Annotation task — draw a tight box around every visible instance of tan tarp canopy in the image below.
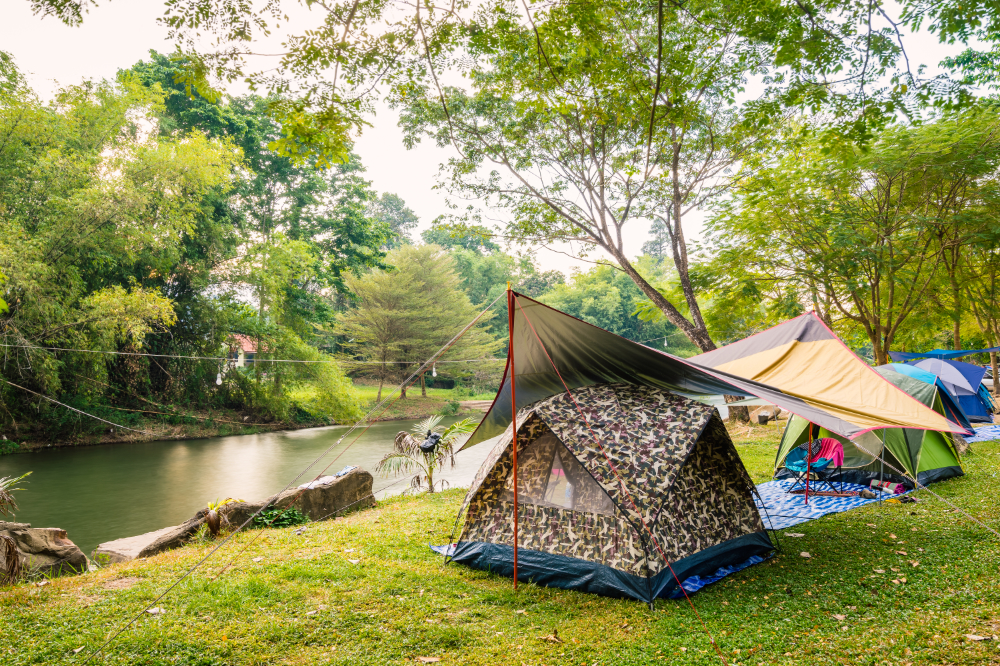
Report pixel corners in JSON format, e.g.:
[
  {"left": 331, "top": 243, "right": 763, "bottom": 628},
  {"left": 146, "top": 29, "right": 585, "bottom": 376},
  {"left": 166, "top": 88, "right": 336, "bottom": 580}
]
[
  {"left": 689, "top": 313, "right": 965, "bottom": 439},
  {"left": 464, "top": 295, "right": 966, "bottom": 449}
]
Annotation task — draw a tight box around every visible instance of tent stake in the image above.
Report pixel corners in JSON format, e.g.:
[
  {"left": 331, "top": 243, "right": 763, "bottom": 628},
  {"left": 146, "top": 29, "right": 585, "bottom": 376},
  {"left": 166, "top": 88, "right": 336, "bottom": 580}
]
[{"left": 508, "top": 284, "right": 518, "bottom": 590}]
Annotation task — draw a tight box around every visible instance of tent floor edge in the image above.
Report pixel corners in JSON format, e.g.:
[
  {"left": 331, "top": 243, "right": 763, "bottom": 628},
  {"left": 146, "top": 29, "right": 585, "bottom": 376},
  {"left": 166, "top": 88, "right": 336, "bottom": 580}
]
[
  {"left": 450, "top": 532, "right": 774, "bottom": 604},
  {"left": 775, "top": 465, "right": 964, "bottom": 490}
]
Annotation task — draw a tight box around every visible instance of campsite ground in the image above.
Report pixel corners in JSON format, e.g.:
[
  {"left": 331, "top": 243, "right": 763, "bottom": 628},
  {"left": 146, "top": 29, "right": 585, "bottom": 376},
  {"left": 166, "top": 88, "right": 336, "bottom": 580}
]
[{"left": 2, "top": 423, "right": 998, "bottom": 665}]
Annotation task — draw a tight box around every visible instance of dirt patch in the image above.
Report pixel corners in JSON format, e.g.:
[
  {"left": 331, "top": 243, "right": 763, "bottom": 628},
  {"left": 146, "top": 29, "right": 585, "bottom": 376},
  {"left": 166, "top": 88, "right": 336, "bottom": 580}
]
[{"left": 101, "top": 576, "right": 140, "bottom": 590}]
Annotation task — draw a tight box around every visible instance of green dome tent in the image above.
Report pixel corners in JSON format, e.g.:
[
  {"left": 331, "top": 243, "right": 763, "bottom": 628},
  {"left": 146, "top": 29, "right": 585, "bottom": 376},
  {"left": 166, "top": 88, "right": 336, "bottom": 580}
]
[{"left": 775, "top": 365, "right": 965, "bottom": 488}]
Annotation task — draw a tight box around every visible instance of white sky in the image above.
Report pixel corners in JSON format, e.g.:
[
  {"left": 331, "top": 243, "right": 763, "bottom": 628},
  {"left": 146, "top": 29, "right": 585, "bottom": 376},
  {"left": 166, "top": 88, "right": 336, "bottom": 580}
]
[{"left": 0, "top": 0, "right": 975, "bottom": 276}]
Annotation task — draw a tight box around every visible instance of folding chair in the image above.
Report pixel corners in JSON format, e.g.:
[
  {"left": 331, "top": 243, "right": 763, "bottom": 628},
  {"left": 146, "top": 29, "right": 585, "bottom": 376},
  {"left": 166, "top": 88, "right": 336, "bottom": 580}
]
[{"left": 784, "top": 440, "right": 843, "bottom": 494}]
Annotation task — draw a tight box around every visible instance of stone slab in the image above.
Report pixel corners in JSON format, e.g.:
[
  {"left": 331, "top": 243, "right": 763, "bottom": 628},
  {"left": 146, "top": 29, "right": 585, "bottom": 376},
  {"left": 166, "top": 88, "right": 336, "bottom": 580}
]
[
  {"left": 92, "top": 467, "right": 376, "bottom": 564},
  {"left": 91, "top": 525, "right": 180, "bottom": 565}
]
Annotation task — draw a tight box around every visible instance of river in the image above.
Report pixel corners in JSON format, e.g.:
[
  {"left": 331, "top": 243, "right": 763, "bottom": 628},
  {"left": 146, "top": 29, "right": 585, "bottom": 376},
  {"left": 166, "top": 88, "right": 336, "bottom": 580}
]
[{"left": 0, "top": 416, "right": 493, "bottom": 557}]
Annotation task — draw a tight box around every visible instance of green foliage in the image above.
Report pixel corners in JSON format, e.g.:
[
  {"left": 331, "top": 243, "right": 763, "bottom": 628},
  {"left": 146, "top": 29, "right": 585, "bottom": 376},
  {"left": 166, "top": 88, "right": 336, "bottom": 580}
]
[
  {"left": 438, "top": 400, "right": 460, "bottom": 417},
  {"left": 706, "top": 109, "right": 1000, "bottom": 363},
  {"left": 542, "top": 260, "right": 698, "bottom": 356},
  {"left": 373, "top": 193, "right": 419, "bottom": 249},
  {"left": 0, "top": 472, "right": 30, "bottom": 518},
  {"left": 252, "top": 506, "right": 309, "bottom": 530}
]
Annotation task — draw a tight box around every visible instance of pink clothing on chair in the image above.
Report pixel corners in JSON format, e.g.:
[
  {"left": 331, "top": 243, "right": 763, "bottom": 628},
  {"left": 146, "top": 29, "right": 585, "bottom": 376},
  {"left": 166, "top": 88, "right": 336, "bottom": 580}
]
[{"left": 810, "top": 437, "right": 844, "bottom": 466}]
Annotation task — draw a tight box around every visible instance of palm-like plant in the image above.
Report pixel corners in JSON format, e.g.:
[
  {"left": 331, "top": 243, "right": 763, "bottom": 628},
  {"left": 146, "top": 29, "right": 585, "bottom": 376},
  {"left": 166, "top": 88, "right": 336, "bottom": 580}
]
[
  {"left": 204, "top": 497, "right": 243, "bottom": 537},
  {"left": 0, "top": 472, "right": 30, "bottom": 585},
  {"left": 377, "top": 416, "right": 477, "bottom": 493},
  {"left": 0, "top": 472, "right": 31, "bottom": 519}
]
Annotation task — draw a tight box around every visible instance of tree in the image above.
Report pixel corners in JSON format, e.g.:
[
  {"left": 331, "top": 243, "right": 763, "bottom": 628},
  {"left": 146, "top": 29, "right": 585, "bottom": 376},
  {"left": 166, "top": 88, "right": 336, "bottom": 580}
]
[
  {"left": 372, "top": 193, "right": 419, "bottom": 248},
  {"left": 399, "top": 1, "right": 771, "bottom": 353},
  {"left": 421, "top": 223, "right": 499, "bottom": 254},
  {"left": 0, "top": 75, "right": 239, "bottom": 428},
  {"left": 707, "top": 111, "right": 1000, "bottom": 365},
  {"left": 336, "top": 244, "right": 501, "bottom": 400}
]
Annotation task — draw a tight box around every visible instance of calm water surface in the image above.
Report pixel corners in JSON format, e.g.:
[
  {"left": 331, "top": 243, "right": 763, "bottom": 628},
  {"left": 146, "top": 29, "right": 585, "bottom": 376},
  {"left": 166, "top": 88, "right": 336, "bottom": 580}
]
[{"left": 0, "top": 417, "right": 491, "bottom": 556}]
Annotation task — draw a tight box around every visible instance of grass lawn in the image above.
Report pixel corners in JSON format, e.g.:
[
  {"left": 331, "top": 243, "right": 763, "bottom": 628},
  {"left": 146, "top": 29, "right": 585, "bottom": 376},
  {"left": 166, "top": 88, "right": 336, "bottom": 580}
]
[
  {"left": 3, "top": 423, "right": 1000, "bottom": 665},
  {"left": 350, "top": 384, "right": 497, "bottom": 421}
]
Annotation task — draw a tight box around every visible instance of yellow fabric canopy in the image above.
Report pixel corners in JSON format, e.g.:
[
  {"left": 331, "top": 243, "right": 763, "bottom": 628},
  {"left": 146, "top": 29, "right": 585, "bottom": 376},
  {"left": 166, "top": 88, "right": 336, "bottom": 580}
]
[{"left": 691, "top": 314, "right": 964, "bottom": 438}]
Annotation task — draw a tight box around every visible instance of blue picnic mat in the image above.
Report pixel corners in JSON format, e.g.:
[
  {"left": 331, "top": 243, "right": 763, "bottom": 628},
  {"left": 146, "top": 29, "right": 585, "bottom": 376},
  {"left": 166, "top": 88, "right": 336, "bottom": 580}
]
[
  {"left": 755, "top": 479, "right": 901, "bottom": 530},
  {"left": 963, "top": 424, "right": 1000, "bottom": 443}
]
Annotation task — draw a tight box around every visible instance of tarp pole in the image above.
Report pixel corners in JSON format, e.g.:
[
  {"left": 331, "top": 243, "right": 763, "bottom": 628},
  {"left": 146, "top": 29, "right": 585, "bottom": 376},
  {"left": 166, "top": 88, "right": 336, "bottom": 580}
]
[
  {"left": 878, "top": 429, "right": 884, "bottom": 507},
  {"left": 508, "top": 285, "right": 518, "bottom": 590},
  {"left": 805, "top": 423, "right": 811, "bottom": 505}
]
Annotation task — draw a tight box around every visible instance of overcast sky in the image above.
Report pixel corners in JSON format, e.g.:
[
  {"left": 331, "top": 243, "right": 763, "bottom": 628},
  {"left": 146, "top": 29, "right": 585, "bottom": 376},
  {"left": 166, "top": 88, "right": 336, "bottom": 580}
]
[{"left": 0, "top": 1, "right": 973, "bottom": 277}]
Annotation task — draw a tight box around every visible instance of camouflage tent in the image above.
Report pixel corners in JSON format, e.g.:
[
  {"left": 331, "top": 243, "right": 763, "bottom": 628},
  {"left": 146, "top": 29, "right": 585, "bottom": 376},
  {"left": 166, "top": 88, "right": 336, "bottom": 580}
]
[{"left": 449, "top": 383, "right": 773, "bottom": 603}]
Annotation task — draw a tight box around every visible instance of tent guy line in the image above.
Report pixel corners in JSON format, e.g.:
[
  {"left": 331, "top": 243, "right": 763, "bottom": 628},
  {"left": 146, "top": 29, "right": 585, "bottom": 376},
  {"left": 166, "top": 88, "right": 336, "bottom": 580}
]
[{"left": 80, "top": 290, "right": 507, "bottom": 664}]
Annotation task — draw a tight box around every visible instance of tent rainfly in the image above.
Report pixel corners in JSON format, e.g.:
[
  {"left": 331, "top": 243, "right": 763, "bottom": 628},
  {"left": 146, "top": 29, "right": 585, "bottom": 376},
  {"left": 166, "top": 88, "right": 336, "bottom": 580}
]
[
  {"left": 450, "top": 294, "right": 969, "bottom": 601},
  {"left": 687, "top": 312, "right": 968, "bottom": 440},
  {"left": 906, "top": 358, "right": 995, "bottom": 424}
]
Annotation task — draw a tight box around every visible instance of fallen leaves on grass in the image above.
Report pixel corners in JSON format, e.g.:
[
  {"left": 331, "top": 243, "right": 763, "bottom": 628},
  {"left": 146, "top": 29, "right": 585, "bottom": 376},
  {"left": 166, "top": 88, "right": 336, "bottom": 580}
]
[
  {"left": 537, "top": 628, "right": 562, "bottom": 644},
  {"left": 146, "top": 607, "right": 166, "bottom": 615},
  {"left": 833, "top": 614, "right": 846, "bottom": 621},
  {"left": 785, "top": 533, "right": 805, "bottom": 537},
  {"left": 800, "top": 552, "right": 811, "bottom": 558},
  {"left": 416, "top": 658, "right": 442, "bottom": 663}
]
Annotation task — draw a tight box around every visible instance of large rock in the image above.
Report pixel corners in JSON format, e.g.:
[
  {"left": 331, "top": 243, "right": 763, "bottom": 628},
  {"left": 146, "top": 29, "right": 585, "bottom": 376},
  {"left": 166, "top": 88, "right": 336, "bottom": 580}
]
[
  {"left": 91, "top": 466, "right": 376, "bottom": 563},
  {"left": 223, "top": 466, "right": 376, "bottom": 525},
  {"left": 0, "top": 521, "right": 88, "bottom": 578}
]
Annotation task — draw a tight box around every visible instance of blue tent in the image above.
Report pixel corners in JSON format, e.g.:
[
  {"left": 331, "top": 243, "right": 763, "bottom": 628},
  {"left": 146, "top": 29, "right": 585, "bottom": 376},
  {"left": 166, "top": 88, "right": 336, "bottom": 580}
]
[
  {"left": 906, "top": 358, "right": 995, "bottom": 424},
  {"left": 881, "top": 364, "right": 975, "bottom": 432},
  {"left": 889, "top": 346, "right": 1000, "bottom": 361}
]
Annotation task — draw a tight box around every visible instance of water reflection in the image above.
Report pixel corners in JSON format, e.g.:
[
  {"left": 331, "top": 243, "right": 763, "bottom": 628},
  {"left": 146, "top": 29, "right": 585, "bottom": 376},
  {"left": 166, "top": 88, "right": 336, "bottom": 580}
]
[{"left": 0, "top": 417, "right": 490, "bottom": 556}]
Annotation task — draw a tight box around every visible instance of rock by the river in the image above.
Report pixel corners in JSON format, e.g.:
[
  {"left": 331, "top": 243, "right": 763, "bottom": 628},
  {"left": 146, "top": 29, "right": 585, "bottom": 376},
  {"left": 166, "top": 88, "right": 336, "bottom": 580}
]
[
  {"left": 0, "top": 521, "right": 88, "bottom": 577},
  {"left": 91, "top": 466, "right": 376, "bottom": 564}
]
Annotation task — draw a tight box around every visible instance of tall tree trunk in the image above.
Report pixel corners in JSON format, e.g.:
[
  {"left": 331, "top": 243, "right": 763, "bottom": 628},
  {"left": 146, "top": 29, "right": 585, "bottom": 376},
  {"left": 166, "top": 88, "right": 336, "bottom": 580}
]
[
  {"left": 992, "top": 351, "right": 1000, "bottom": 401},
  {"left": 611, "top": 250, "right": 716, "bottom": 352},
  {"left": 377, "top": 376, "right": 383, "bottom": 403},
  {"left": 421, "top": 373, "right": 427, "bottom": 397}
]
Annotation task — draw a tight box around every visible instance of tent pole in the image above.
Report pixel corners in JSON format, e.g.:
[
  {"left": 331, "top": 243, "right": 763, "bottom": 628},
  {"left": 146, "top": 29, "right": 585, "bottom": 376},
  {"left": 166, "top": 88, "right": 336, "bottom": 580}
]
[{"left": 508, "top": 284, "right": 518, "bottom": 590}]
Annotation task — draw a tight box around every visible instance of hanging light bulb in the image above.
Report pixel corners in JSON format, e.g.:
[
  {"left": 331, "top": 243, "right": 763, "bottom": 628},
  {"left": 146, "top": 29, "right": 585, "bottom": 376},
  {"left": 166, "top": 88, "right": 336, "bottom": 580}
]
[
  {"left": 216, "top": 372, "right": 223, "bottom": 386},
  {"left": 432, "top": 363, "right": 437, "bottom": 377}
]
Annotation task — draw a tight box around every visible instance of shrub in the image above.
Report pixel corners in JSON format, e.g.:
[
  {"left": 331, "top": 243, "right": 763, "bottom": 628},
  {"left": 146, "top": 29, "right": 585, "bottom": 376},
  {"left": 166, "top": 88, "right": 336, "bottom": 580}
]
[{"left": 252, "top": 506, "right": 309, "bottom": 529}]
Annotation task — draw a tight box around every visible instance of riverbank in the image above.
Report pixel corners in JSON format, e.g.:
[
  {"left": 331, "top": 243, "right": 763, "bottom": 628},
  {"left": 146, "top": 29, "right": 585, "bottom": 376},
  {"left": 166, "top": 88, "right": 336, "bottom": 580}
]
[
  {"left": 0, "top": 383, "right": 494, "bottom": 453},
  {"left": 2, "top": 430, "right": 998, "bottom": 665}
]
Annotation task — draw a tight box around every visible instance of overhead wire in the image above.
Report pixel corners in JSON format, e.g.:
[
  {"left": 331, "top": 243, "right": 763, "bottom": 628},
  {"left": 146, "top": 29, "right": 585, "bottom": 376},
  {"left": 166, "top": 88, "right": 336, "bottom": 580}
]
[
  {"left": 0, "top": 378, "right": 154, "bottom": 435},
  {"left": 80, "top": 290, "right": 506, "bottom": 663},
  {"left": 0, "top": 342, "right": 503, "bottom": 365}
]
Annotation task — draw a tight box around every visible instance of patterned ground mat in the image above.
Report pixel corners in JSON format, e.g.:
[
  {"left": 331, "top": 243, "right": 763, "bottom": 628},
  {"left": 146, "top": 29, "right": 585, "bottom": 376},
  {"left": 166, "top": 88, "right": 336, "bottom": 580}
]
[
  {"left": 963, "top": 424, "right": 1000, "bottom": 443},
  {"left": 755, "top": 479, "right": 903, "bottom": 530}
]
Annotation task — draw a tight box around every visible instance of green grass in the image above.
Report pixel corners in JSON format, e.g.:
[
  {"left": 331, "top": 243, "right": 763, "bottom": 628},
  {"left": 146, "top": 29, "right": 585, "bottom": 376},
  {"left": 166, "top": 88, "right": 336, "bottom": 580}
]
[{"left": 3, "top": 427, "right": 1000, "bottom": 665}]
